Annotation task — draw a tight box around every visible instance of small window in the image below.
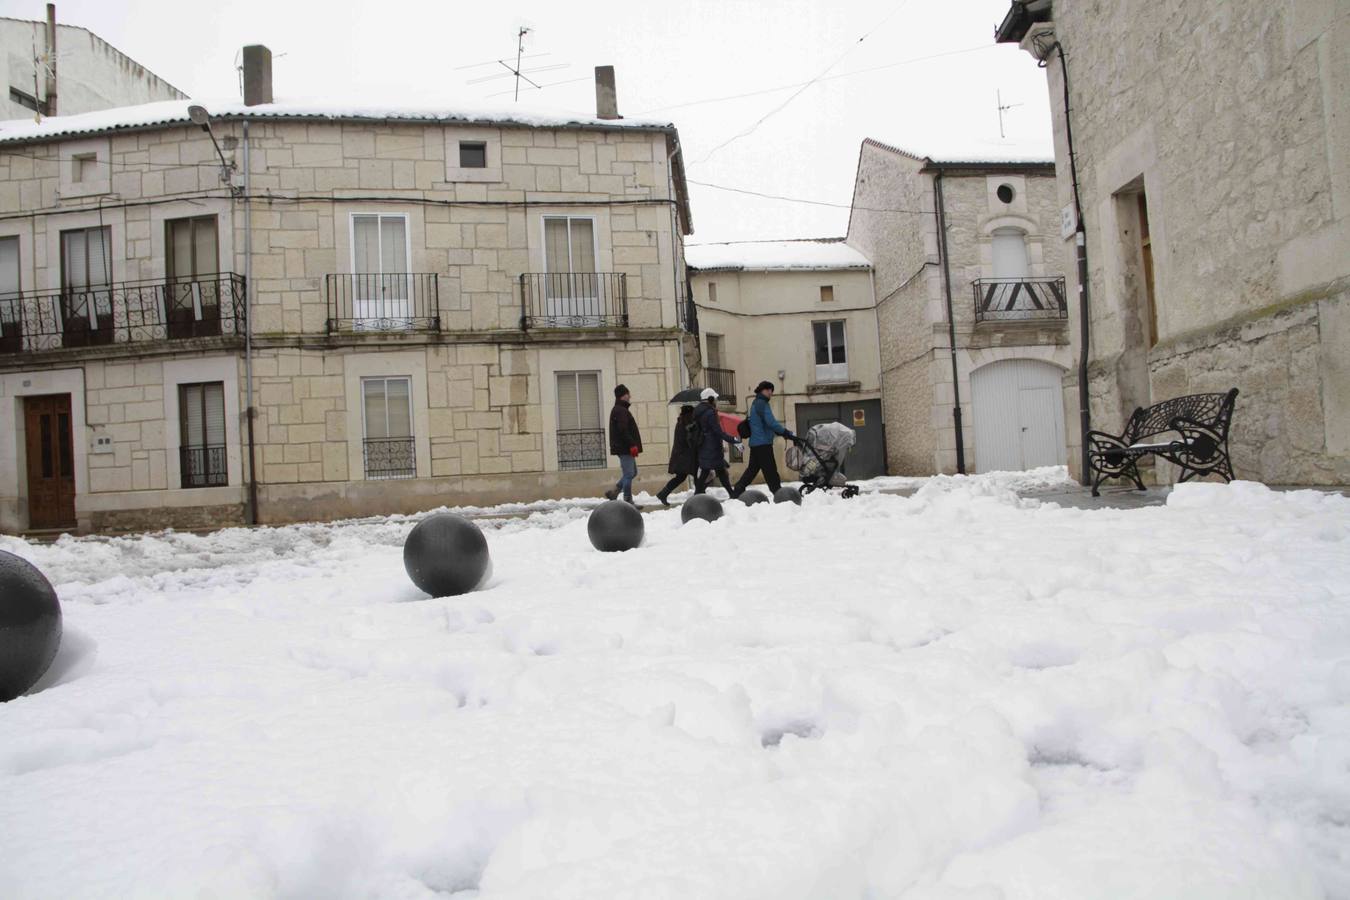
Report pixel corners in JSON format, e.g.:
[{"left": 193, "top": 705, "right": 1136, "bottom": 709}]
[
  {"left": 9, "top": 87, "right": 40, "bottom": 112},
  {"left": 362, "top": 376, "right": 416, "bottom": 480},
  {"left": 459, "top": 141, "right": 487, "bottom": 169},
  {"left": 72, "top": 153, "right": 97, "bottom": 184},
  {"left": 708, "top": 282, "right": 718, "bottom": 303},
  {"left": 179, "top": 382, "right": 228, "bottom": 488},
  {"left": 820, "top": 285, "right": 834, "bottom": 302},
  {"left": 996, "top": 183, "right": 1015, "bottom": 204},
  {"left": 706, "top": 333, "right": 724, "bottom": 369}
]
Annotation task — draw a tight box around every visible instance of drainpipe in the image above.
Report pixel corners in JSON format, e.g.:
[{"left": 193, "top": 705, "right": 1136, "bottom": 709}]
[
  {"left": 43, "top": 4, "right": 57, "bottom": 116},
  {"left": 242, "top": 120, "right": 259, "bottom": 525},
  {"left": 867, "top": 265, "right": 888, "bottom": 474},
  {"left": 934, "top": 170, "right": 966, "bottom": 474}
]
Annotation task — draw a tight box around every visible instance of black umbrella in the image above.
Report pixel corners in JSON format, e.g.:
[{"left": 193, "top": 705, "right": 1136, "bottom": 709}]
[{"left": 668, "top": 387, "right": 709, "bottom": 405}]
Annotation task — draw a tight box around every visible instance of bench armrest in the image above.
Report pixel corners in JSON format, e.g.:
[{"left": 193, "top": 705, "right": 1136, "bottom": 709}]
[{"left": 1085, "top": 430, "right": 1129, "bottom": 453}]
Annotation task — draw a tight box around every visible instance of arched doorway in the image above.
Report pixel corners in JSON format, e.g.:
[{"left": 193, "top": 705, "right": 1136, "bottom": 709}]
[{"left": 971, "top": 358, "right": 1067, "bottom": 472}]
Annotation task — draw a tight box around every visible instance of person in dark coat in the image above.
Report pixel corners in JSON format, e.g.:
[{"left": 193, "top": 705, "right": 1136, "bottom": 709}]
[
  {"left": 731, "top": 380, "right": 796, "bottom": 498},
  {"left": 655, "top": 405, "right": 698, "bottom": 507},
  {"left": 605, "top": 384, "right": 642, "bottom": 504},
  {"left": 693, "top": 388, "right": 740, "bottom": 495}
]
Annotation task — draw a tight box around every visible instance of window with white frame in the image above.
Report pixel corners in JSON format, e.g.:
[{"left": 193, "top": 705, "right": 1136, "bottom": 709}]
[
  {"left": 0, "top": 236, "right": 20, "bottom": 352},
  {"left": 542, "top": 216, "right": 603, "bottom": 324},
  {"left": 179, "top": 382, "right": 228, "bottom": 488},
  {"left": 362, "top": 376, "right": 415, "bottom": 479},
  {"left": 991, "top": 227, "right": 1030, "bottom": 279},
  {"left": 555, "top": 370, "right": 605, "bottom": 470},
  {"left": 813, "top": 320, "right": 848, "bottom": 383},
  {"left": 350, "top": 214, "right": 411, "bottom": 329},
  {"left": 59, "top": 225, "right": 113, "bottom": 346}
]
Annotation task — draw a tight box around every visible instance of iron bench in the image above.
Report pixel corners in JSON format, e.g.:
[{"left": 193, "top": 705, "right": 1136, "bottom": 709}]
[{"left": 1085, "top": 388, "right": 1238, "bottom": 497}]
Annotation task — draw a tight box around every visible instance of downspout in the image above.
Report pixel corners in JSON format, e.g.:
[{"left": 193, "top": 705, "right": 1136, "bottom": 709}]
[
  {"left": 868, "top": 265, "right": 888, "bottom": 474},
  {"left": 934, "top": 170, "right": 966, "bottom": 474},
  {"left": 43, "top": 4, "right": 57, "bottom": 117},
  {"left": 242, "top": 120, "right": 259, "bottom": 525}
]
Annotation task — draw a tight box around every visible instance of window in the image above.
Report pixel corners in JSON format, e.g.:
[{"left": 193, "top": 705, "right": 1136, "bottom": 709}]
[
  {"left": 544, "top": 216, "right": 596, "bottom": 274},
  {"left": 813, "top": 320, "right": 847, "bottom": 383},
  {"left": 459, "top": 141, "right": 487, "bottom": 168},
  {"left": 555, "top": 371, "right": 605, "bottom": 470},
  {"left": 0, "top": 235, "right": 19, "bottom": 353},
  {"left": 706, "top": 333, "right": 725, "bottom": 369},
  {"left": 350, "top": 213, "right": 411, "bottom": 328},
  {"left": 708, "top": 282, "right": 718, "bottom": 303},
  {"left": 166, "top": 216, "right": 221, "bottom": 338},
  {"left": 72, "top": 153, "right": 97, "bottom": 184},
  {"left": 820, "top": 285, "right": 834, "bottom": 302},
  {"left": 1138, "top": 192, "right": 1158, "bottom": 347},
  {"left": 60, "top": 225, "right": 113, "bottom": 346},
  {"left": 179, "top": 382, "right": 227, "bottom": 488},
  {"left": 9, "top": 87, "right": 40, "bottom": 113},
  {"left": 996, "top": 183, "right": 1016, "bottom": 204},
  {"left": 991, "top": 227, "right": 1030, "bottom": 279},
  {"left": 362, "top": 376, "right": 415, "bottom": 479},
  {"left": 542, "top": 216, "right": 603, "bottom": 324}
]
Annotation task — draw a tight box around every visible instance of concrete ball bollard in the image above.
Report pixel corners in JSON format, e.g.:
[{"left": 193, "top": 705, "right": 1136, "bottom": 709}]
[
  {"left": 773, "top": 486, "right": 803, "bottom": 505},
  {"left": 738, "top": 490, "right": 770, "bottom": 506},
  {"left": 403, "top": 513, "right": 492, "bottom": 597},
  {"left": 0, "top": 550, "right": 63, "bottom": 702},
  {"left": 587, "top": 500, "right": 645, "bottom": 552},
  {"left": 680, "top": 494, "right": 724, "bottom": 524}
]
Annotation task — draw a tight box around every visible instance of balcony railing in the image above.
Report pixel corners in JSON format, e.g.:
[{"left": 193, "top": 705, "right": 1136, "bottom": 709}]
[
  {"left": 181, "top": 445, "right": 228, "bottom": 488},
  {"left": 363, "top": 437, "right": 417, "bottom": 480},
  {"left": 0, "top": 274, "right": 246, "bottom": 355},
  {"left": 520, "top": 273, "right": 627, "bottom": 329},
  {"left": 557, "top": 429, "right": 607, "bottom": 470},
  {"left": 705, "top": 367, "right": 735, "bottom": 404},
  {"left": 326, "top": 274, "right": 440, "bottom": 333},
  {"left": 972, "top": 277, "right": 1067, "bottom": 322}
]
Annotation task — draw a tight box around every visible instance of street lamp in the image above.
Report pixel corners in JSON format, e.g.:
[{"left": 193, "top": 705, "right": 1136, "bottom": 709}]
[{"left": 187, "top": 104, "right": 234, "bottom": 186}]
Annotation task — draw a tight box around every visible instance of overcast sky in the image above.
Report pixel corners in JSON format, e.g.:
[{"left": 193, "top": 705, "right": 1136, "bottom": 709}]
[{"left": 3, "top": 0, "right": 1052, "bottom": 243}]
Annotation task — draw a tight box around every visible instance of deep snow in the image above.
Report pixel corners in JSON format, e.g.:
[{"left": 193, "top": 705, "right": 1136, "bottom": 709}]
[{"left": 1, "top": 474, "right": 1348, "bottom": 899}]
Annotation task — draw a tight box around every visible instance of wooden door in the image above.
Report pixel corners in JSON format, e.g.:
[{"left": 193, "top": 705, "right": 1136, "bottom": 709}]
[{"left": 24, "top": 394, "right": 76, "bottom": 529}]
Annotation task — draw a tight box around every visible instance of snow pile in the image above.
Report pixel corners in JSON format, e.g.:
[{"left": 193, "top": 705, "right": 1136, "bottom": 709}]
[
  {"left": 867, "top": 134, "right": 1055, "bottom": 165},
  {"left": 685, "top": 239, "right": 871, "bottom": 272},
  {"left": 2, "top": 478, "right": 1348, "bottom": 897}
]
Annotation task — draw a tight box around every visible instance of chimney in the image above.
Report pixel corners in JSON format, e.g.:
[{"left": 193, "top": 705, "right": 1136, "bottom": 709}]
[
  {"left": 44, "top": 4, "right": 57, "bottom": 116},
  {"left": 242, "top": 45, "right": 273, "bottom": 106},
  {"left": 594, "top": 65, "right": 619, "bottom": 120}
]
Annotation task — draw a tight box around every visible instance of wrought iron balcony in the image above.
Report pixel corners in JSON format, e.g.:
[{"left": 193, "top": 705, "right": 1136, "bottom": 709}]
[
  {"left": 705, "top": 367, "right": 735, "bottom": 404},
  {"left": 326, "top": 274, "right": 440, "bottom": 333},
  {"left": 0, "top": 274, "right": 246, "bottom": 355},
  {"left": 181, "top": 445, "right": 228, "bottom": 488},
  {"left": 520, "top": 273, "right": 627, "bottom": 329},
  {"left": 557, "top": 428, "right": 607, "bottom": 470},
  {"left": 972, "top": 277, "right": 1067, "bottom": 323},
  {"left": 363, "top": 437, "right": 417, "bottom": 480}
]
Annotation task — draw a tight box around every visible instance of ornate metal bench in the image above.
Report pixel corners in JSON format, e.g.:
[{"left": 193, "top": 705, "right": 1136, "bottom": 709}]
[{"left": 1085, "top": 388, "right": 1238, "bottom": 497}]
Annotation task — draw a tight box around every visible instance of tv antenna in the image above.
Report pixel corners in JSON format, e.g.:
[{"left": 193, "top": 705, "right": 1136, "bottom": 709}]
[
  {"left": 456, "top": 28, "right": 569, "bottom": 101},
  {"left": 997, "top": 90, "right": 1023, "bottom": 139}
]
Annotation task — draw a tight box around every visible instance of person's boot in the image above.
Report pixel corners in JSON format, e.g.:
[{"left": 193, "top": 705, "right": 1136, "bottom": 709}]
[{"left": 656, "top": 489, "right": 671, "bottom": 508}]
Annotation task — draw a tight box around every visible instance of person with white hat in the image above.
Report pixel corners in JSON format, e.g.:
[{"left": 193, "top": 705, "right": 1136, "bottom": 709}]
[{"left": 692, "top": 387, "right": 740, "bottom": 495}]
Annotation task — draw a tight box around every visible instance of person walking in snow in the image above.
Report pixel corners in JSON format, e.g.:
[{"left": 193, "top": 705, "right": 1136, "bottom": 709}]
[
  {"left": 605, "top": 384, "right": 642, "bottom": 504},
  {"left": 693, "top": 388, "right": 740, "bottom": 495},
  {"left": 655, "top": 404, "right": 698, "bottom": 507},
  {"left": 731, "top": 380, "right": 796, "bottom": 498}
]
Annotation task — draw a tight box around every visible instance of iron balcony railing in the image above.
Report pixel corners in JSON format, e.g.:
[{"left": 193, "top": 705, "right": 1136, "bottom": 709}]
[
  {"left": 557, "top": 429, "right": 607, "bottom": 471},
  {"left": 0, "top": 274, "right": 246, "bottom": 354},
  {"left": 705, "top": 367, "right": 735, "bottom": 403},
  {"left": 520, "top": 273, "right": 627, "bottom": 329},
  {"left": 181, "top": 445, "right": 228, "bottom": 488},
  {"left": 972, "top": 276, "right": 1068, "bottom": 323},
  {"left": 326, "top": 274, "right": 440, "bottom": 333},
  {"left": 363, "top": 437, "right": 417, "bottom": 480}
]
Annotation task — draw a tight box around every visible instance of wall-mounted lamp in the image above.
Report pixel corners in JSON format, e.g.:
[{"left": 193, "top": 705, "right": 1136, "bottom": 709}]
[{"left": 188, "top": 104, "right": 237, "bottom": 190}]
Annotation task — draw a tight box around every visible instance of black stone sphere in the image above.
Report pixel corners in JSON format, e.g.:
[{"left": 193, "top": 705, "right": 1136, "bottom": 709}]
[
  {"left": 588, "top": 500, "right": 645, "bottom": 552},
  {"left": 0, "top": 550, "right": 62, "bottom": 702},
  {"left": 738, "top": 490, "right": 769, "bottom": 506},
  {"left": 681, "top": 493, "right": 724, "bottom": 524},
  {"left": 774, "top": 486, "right": 803, "bottom": 505},
  {"left": 403, "top": 513, "right": 491, "bottom": 597}
]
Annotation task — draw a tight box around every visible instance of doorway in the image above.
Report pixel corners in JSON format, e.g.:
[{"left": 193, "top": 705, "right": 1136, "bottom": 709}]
[
  {"left": 793, "top": 399, "right": 884, "bottom": 479},
  {"left": 23, "top": 394, "right": 76, "bottom": 529},
  {"left": 970, "top": 359, "right": 1067, "bottom": 473}
]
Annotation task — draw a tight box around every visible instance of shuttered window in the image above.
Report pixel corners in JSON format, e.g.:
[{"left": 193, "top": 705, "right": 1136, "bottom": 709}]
[
  {"left": 179, "top": 381, "right": 227, "bottom": 488},
  {"left": 166, "top": 216, "right": 219, "bottom": 279},
  {"left": 555, "top": 371, "right": 604, "bottom": 471},
  {"left": 362, "top": 377, "right": 415, "bottom": 479},
  {"left": 0, "top": 236, "right": 18, "bottom": 338},
  {"left": 61, "top": 226, "right": 111, "bottom": 291}
]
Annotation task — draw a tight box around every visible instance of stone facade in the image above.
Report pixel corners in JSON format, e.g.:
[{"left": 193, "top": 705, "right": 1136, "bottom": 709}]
[
  {"left": 846, "top": 140, "right": 1071, "bottom": 474},
  {"left": 1000, "top": 0, "right": 1350, "bottom": 485},
  {"left": 0, "top": 103, "right": 693, "bottom": 533}
]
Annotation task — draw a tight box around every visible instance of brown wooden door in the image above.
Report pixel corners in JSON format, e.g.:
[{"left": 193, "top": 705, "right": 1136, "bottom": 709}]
[{"left": 24, "top": 394, "right": 76, "bottom": 529}]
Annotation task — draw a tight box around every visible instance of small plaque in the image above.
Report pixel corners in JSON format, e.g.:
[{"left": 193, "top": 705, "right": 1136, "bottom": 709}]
[
  {"left": 1060, "top": 204, "right": 1077, "bottom": 239},
  {"left": 852, "top": 409, "right": 865, "bottom": 427}
]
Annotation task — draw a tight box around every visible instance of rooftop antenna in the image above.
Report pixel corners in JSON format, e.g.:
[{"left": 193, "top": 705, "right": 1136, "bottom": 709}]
[
  {"left": 456, "top": 28, "right": 570, "bottom": 101},
  {"left": 997, "top": 90, "right": 1023, "bottom": 139}
]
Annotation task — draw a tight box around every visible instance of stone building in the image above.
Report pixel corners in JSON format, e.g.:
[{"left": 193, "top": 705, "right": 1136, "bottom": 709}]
[
  {"left": 3, "top": 8, "right": 185, "bottom": 120},
  {"left": 685, "top": 239, "right": 885, "bottom": 479},
  {"left": 997, "top": 0, "right": 1349, "bottom": 485},
  {"left": 0, "top": 52, "right": 694, "bottom": 533},
  {"left": 845, "top": 138, "right": 1071, "bottom": 476}
]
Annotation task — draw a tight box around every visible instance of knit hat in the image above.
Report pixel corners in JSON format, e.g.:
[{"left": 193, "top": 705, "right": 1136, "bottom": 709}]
[
  {"left": 756, "top": 380, "right": 775, "bottom": 394},
  {"left": 614, "top": 384, "right": 629, "bottom": 399}
]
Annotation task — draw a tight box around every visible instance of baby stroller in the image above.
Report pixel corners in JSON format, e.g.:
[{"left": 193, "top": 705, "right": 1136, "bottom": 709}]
[{"left": 785, "top": 422, "right": 861, "bottom": 499}]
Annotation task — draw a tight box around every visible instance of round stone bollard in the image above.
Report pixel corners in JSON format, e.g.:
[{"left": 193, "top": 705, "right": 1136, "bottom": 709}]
[
  {"left": 681, "top": 494, "right": 724, "bottom": 524},
  {"left": 587, "top": 499, "right": 645, "bottom": 552},
  {"left": 0, "top": 550, "right": 63, "bottom": 702},
  {"left": 738, "top": 490, "right": 769, "bottom": 506},
  {"left": 403, "top": 513, "right": 492, "bottom": 598},
  {"left": 773, "top": 486, "right": 803, "bottom": 505}
]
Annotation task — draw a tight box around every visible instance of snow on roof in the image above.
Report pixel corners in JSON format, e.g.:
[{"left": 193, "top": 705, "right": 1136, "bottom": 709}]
[
  {"left": 866, "top": 134, "right": 1055, "bottom": 166},
  {"left": 0, "top": 95, "right": 677, "bottom": 145},
  {"left": 685, "top": 239, "right": 871, "bottom": 272}
]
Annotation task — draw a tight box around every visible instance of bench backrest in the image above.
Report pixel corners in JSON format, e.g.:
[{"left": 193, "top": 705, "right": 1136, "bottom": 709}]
[{"left": 1123, "top": 388, "right": 1239, "bottom": 443}]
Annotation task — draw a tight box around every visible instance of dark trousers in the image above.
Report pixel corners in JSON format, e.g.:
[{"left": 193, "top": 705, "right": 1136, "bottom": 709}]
[
  {"left": 732, "top": 444, "right": 782, "bottom": 495},
  {"left": 695, "top": 466, "right": 732, "bottom": 494},
  {"left": 658, "top": 473, "right": 690, "bottom": 498}
]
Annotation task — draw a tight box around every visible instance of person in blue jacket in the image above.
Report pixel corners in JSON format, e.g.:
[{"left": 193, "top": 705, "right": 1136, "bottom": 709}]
[
  {"left": 693, "top": 388, "right": 741, "bottom": 495},
  {"left": 731, "top": 380, "right": 796, "bottom": 498}
]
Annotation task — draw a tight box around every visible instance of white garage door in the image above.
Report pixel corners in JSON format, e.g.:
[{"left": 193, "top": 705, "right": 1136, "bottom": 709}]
[{"left": 971, "top": 358, "right": 1067, "bottom": 473}]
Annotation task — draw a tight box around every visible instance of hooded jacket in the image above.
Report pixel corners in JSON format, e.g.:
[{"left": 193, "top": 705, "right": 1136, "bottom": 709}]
[
  {"left": 747, "top": 393, "right": 789, "bottom": 447},
  {"left": 695, "top": 400, "right": 737, "bottom": 469},
  {"left": 608, "top": 399, "right": 642, "bottom": 457}
]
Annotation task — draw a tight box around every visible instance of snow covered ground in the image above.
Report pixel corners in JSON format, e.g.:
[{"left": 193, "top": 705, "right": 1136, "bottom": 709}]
[{"left": 2, "top": 473, "right": 1349, "bottom": 899}]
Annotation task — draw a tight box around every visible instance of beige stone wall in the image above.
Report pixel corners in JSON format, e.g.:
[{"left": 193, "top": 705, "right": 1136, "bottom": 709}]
[{"left": 1026, "top": 0, "right": 1350, "bottom": 484}]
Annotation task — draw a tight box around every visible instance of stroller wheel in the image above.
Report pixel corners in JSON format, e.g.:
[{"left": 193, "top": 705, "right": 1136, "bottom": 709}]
[
  {"left": 843, "top": 485, "right": 860, "bottom": 499},
  {"left": 801, "top": 484, "right": 817, "bottom": 495}
]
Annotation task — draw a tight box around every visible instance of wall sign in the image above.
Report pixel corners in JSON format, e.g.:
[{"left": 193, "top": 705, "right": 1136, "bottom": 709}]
[
  {"left": 1060, "top": 204, "right": 1077, "bottom": 239},
  {"left": 852, "top": 408, "right": 866, "bottom": 427}
]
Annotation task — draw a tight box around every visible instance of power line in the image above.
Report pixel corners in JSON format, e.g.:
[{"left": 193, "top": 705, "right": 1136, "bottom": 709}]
[{"left": 687, "top": 178, "right": 926, "bottom": 214}]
